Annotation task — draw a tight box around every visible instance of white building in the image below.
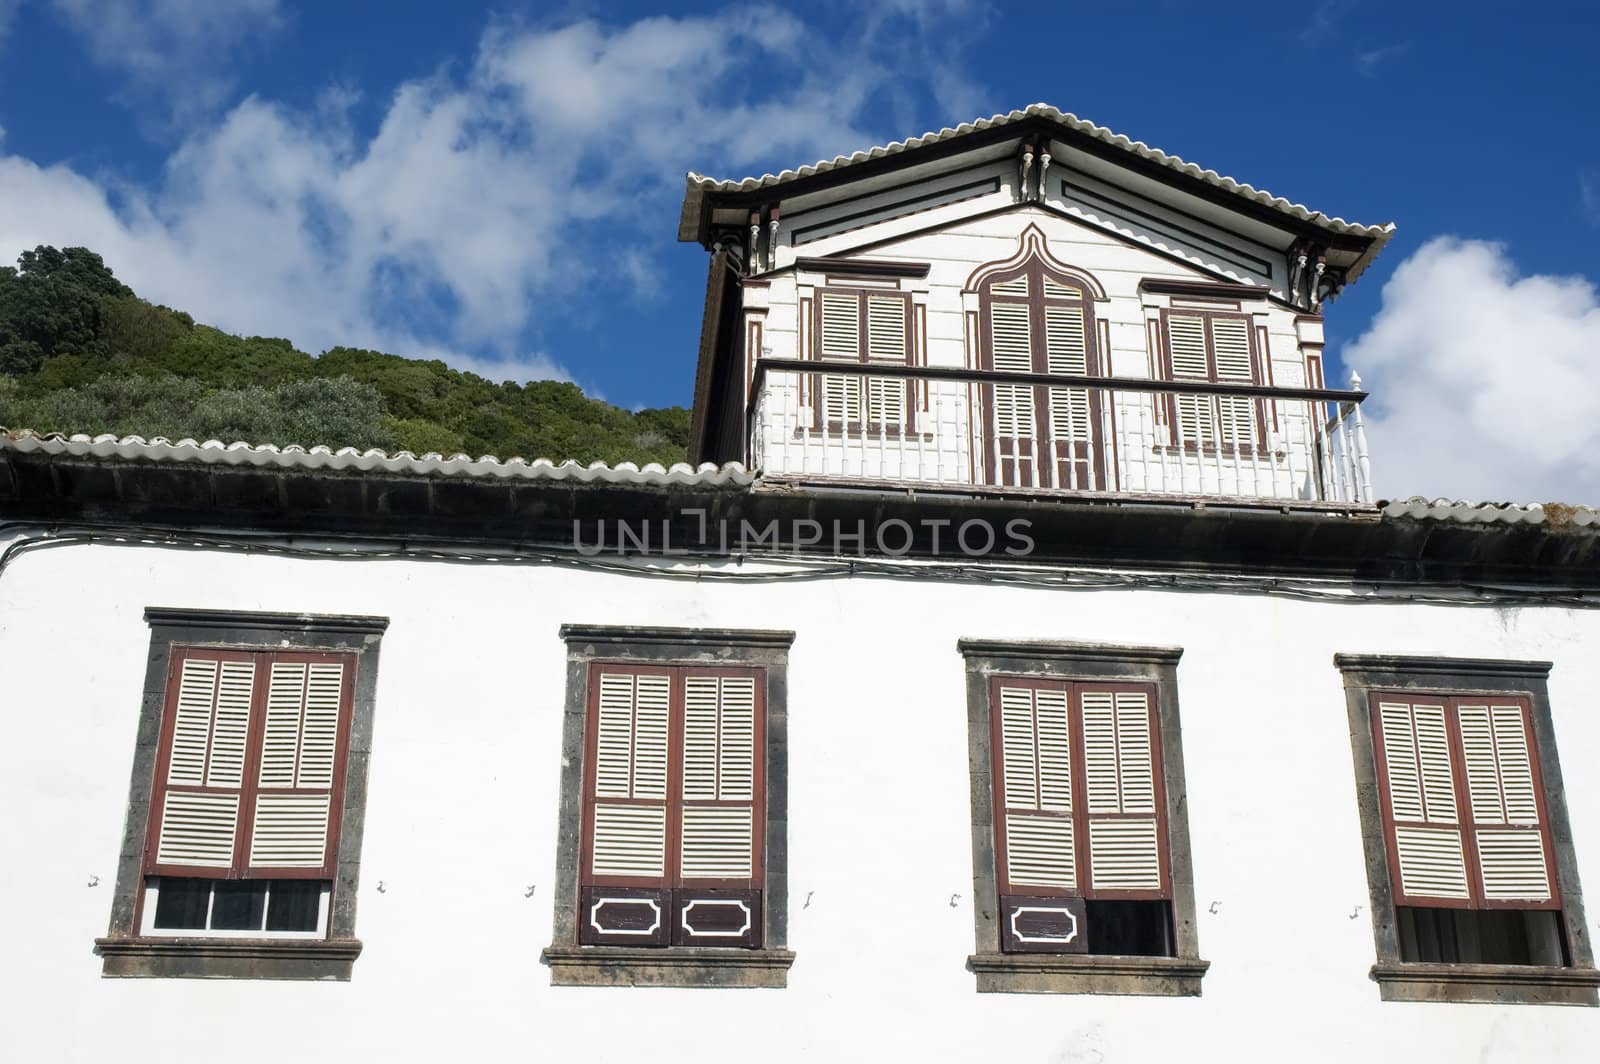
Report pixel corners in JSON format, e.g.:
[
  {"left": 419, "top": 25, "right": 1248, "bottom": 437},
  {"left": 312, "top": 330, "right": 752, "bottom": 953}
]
[{"left": 3, "top": 104, "right": 1598, "bottom": 1062}]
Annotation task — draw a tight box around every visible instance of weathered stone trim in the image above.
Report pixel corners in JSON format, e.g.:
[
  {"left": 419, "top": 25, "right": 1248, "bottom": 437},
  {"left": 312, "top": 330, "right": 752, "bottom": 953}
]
[
  {"left": 959, "top": 639, "right": 1205, "bottom": 995},
  {"left": 561, "top": 624, "right": 795, "bottom": 649},
  {"left": 966, "top": 953, "right": 1209, "bottom": 996},
  {"left": 546, "top": 626, "right": 793, "bottom": 987},
  {"left": 541, "top": 946, "right": 796, "bottom": 988},
  {"left": 95, "top": 937, "right": 362, "bottom": 981},
  {"left": 1337, "top": 654, "right": 1596, "bottom": 1006},
  {"left": 101, "top": 608, "right": 386, "bottom": 980},
  {"left": 958, "top": 638, "right": 1182, "bottom": 664},
  {"left": 1371, "top": 963, "right": 1600, "bottom": 1006}
]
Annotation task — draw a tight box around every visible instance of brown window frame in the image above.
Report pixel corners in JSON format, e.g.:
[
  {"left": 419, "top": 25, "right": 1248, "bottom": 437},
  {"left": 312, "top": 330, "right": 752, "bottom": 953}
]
[
  {"left": 1336, "top": 654, "right": 1600, "bottom": 1006},
  {"left": 960, "top": 639, "right": 1207, "bottom": 996},
  {"left": 810, "top": 284, "right": 915, "bottom": 435},
  {"left": 543, "top": 625, "right": 795, "bottom": 989},
  {"left": 976, "top": 260, "right": 1108, "bottom": 491},
  {"left": 575, "top": 662, "right": 767, "bottom": 949},
  {"left": 1157, "top": 306, "right": 1268, "bottom": 454}
]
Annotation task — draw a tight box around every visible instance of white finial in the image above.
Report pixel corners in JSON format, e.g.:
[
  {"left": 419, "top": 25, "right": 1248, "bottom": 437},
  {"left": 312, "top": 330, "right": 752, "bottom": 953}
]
[{"left": 1349, "top": 370, "right": 1362, "bottom": 389}]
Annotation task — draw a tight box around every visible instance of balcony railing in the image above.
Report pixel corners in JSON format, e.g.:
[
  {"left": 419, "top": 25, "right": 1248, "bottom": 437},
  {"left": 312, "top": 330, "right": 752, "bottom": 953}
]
[{"left": 746, "top": 359, "right": 1373, "bottom": 506}]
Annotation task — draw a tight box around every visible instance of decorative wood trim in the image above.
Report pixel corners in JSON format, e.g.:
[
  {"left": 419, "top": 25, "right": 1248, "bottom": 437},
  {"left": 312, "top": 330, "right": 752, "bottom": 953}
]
[
  {"left": 560, "top": 625, "right": 796, "bottom": 649},
  {"left": 541, "top": 946, "right": 796, "bottom": 988},
  {"left": 959, "top": 639, "right": 1182, "bottom": 664},
  {"left": 966, "top": 952, "right": 1208, "bottom": 996},
  {"left": 1139, "top": 278, "right": 1271, "bottom": 300},
  {"left": 964, "top": 224, "right": 1109, "bottom": 299},
  {"left": 95, "top": 937, "right": 362, "bottom": 981},
  {"left": 794, "top": 256, "right": 931, "bottom": 278}
]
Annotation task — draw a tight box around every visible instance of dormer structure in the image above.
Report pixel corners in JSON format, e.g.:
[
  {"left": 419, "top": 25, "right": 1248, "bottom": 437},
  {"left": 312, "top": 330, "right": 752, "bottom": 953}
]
[{"left": 681, "top": 104, "right": 1394, "bottom": 506}]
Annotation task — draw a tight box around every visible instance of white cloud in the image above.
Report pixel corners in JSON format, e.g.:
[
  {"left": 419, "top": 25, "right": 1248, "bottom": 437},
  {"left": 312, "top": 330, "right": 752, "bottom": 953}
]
[
  {"left": 0, "top": 0, "right": 20, "bottom": 40},
  {"left": 49, "top": 0, "right": 284, "bottom": 126},
  {"left": 1344, "top": 237, "right": 1600, "bottom": 504},
  {"left": 1582, "top": 170, "right": 1600, "bottom": 224},
  {"left": 1355, "top": 41, "right": 1411, "bottom": 77},
  {"left": 1, "top": 6, "right": 969, "bottom": 387}
]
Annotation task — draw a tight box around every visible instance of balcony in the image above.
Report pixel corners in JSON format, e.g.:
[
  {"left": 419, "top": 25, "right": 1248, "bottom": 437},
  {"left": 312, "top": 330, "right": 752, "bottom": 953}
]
[{"left": 746, "top": 360, "right": 1373, "bottom": 507}]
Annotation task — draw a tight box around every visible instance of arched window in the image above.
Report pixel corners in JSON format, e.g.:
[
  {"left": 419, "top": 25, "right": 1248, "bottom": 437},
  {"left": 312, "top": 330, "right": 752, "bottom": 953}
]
[{"left": 976, "top": 251, "right": 1106, "bottom": 490}]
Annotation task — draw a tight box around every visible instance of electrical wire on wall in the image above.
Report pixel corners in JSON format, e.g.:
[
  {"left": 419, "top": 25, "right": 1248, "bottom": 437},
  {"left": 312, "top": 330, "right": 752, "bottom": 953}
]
[{"left": 2, "top": 520, "right": 1598, "bottom": 609}]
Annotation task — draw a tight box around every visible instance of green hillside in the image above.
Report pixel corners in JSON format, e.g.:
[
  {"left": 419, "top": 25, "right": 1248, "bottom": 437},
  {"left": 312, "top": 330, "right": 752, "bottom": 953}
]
[{"left": 0, "top": 246, "right": 691, "bottom": 465}]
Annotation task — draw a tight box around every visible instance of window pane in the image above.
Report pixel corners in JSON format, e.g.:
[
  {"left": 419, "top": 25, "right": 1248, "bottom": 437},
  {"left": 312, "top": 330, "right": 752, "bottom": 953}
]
[
  {"left": 266, "top": 880, "right": 324, "bottom": 933},
  {"left": 210, "top": 881, "right": 268, "bottom": 931},
  {"left": 1397, "top": 906, "right": 1569, "bottom": 965},
  {"left": 151, "top": 877, "right": 209, "bottom": 930},
  {"left": 1084, "top": 899, "right": 1174, "bottom": 957}
]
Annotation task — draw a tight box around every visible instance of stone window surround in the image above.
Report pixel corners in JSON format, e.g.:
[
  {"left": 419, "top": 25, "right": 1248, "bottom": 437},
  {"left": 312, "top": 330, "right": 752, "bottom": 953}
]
[
  {"left": 541, "top": 624, "right": 796, "bottom": 988},
  {"left": 959, "top": 638, "right": 1208, "bottom": 996},
  {"left": 1335, "top": 653, "right": 1599, "bottom": 1006},
  {"left": 96, "top": 607, "right": 388, "bottom": 981}
]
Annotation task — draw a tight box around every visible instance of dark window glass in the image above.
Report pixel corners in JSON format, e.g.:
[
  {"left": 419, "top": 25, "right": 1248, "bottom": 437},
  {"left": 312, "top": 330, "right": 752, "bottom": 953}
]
[
  {"left": 1085, "top": 899, "right": 1174, "bottom": 957},
  {"left": 266, "top": 880, "right": 323, "bottom": 933},
  {"left": 151, "top": 878, "right": 209, "bottom": 930},
  {"left": 209, "top": 881, "right": 268, "bottom": 931},
  {"left": 1397, "top": 907, "right": 1568, "bottom": 966}
]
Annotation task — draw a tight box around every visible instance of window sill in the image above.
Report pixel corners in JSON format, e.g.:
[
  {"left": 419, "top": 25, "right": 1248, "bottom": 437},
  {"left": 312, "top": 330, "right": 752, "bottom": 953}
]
[
  {"left": 1371, "top": 962, "right": 1600, "bottom": 1006},
  {"left": 967, "top": 952, "right": 1208, "bottom": 996},
  {"left": 541, "top": 945, "right": 796, "bottom": 988},
  {"left": 95, "top": 936, "right": 362, "bottom": 981}
]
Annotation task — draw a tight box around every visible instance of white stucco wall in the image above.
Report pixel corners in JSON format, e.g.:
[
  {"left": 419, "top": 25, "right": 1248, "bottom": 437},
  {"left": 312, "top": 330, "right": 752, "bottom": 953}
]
[{"left": 2, "top": 533, "right": 1597, "bottom": 1062}]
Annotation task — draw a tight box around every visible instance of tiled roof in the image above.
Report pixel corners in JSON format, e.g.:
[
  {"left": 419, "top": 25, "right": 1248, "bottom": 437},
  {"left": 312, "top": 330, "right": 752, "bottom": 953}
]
[
  {"left": 687, "top": 103, "right": 1395, "bottom": 242},
  {"left": 1381, "top": 498, "right": 1600, "bottom": 527},
  {"left": 0, "top": 429, "right": 755, "bottom": 488}
]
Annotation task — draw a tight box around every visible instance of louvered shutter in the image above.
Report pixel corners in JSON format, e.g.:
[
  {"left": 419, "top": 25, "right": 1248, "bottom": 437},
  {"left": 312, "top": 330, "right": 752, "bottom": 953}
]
[
  {"left": 1457, "top": 701, "right": 1555, "bottom": 905},
  {"left": 864, "top": 294, "right": 909, "bottom": 427},
  {"left": 818, "top": 289, "right": 862, "bottom": 424},
  {"left": 675, "top": 669, "right": 764, "bottom": 947},
  {"left": 995, "top": 682, "right": 1076, "bottom": 891},
  {"left": 1374, "top": 699, "right": 1471, "bottom": 903},
  {"left": 1210, "top": 316, "right": 1257, "bottom": 447},
  {"left": 1080, "top": 687, "right": 1165, "bottom": 894},
  {"left": 989, "top": 298, "right": 1035, "bottom": 440},
  {"left": 246, "top": 658, "right": 351, "bottom": 875},
  {"left": 151, "top": 652, "right": 257, "bottom": 871},
  {"left": 1043, "top": 304, "right": 1091, "bottom": 444},
  {"left": 1166, "top": 312, "right": 1213, "bottom": 445},
  {"left": 148, "top": 648, "right": 355, "bottom": 881}
]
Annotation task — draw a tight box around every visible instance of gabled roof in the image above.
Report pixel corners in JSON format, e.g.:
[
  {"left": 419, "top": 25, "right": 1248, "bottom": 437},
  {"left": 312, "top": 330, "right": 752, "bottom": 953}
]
[{"left": 680, "top": 102, "right": 1394, "bottom": 254}]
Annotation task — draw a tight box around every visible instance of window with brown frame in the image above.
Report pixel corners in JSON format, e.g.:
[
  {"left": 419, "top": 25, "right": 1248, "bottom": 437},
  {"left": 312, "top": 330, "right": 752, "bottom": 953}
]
[
  {"left": 577, "top": 662, "right": 766, "bottom": 948},
  {"left": 98, "top": 608, "right": 384, "bottom": 982},
  {"left": 1371, "top": 693, "right": 1568, "bottom": 965},
  {"left": 137, "top": 646, "right": 356, "bottom": 937},
  {"left": 813, "top": 286, "right": 912, "bottom": 432},
  {"left": 544, "top": 625, "right": 793, "bottom": 989},
  {"left": 1337, "top": 655, "right": 1598, "bottom": 1006},
  {"left": 1159, "top": 307, "right": 1265, "bottom": 452},
  {"left": 988, "top": 676, "right": 1174, "bottom": 957}
]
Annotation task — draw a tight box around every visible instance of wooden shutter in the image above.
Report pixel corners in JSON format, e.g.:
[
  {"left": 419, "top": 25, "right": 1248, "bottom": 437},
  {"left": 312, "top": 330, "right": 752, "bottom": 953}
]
[
  {"left": 995, "top": 681, "right": 1076, "bottom": 892},
  {"left": 147, "top": 648, "right": 354, "bottom": 881},
  {"left": 818, "top": 289, "right": 862, "bottom": 424},
  {"left": 580, "top": 663, "right": 766, "bottom": 948},
  {"left": 1210, "top": 316, "right": 1257, "bottom": 446},
  {"left": 675, "top": 668, "right": 765, "bottom": 947},
  {"left": 1080, "top": 687, "right": 1165, "bottom": 895},
  {"left": 864, "top": 293, "right": 909, "bottom": 427},
  {"left": 1166, "top": 312, "right": 1212, "bottom": 445},
  {"left": 989, "top": 299, "right": 1035, "bottom": 440},
  {"left": 1043, "top": 304, "right": 1091, "bottom": 443},
  {"left": 1372, "top": 694, "right": 1557, "bottom": 909}
]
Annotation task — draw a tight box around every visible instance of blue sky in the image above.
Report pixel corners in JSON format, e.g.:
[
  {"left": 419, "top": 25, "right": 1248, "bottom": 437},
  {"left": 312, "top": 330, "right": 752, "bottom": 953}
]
[{"left": 1, "top": 1, "right": 1598, "bottom": 498}]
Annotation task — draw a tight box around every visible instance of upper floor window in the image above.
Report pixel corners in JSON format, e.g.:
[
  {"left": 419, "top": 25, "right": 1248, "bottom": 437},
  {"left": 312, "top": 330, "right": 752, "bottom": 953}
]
[
  {"left": 1158, "top": 307, "right": 1264, "bottom": 451},
  {"left": 813, "top": 286, "right": 912, "bottom": 431},
  {"left": 978, "top": 258, "right": 1105, "bottom": 490}
]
